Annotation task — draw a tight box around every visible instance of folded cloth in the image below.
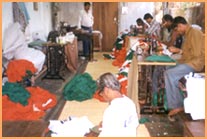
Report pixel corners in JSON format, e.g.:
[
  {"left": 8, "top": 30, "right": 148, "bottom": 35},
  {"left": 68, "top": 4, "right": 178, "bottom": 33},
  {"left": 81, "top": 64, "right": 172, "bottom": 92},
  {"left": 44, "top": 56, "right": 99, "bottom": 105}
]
[
  {"left": 145, "top": 55, "right": 176, "bottom": 62},
  {"left": 48, "top": 116, "right": 94, "bottom": 137}
]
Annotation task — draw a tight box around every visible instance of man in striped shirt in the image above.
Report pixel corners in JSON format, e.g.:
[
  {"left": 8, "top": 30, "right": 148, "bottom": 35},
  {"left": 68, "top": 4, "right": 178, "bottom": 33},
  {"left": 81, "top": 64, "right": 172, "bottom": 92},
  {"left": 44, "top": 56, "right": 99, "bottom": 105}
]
[{"left": 143, "top": 13, "right": 161, "bottom": 40}]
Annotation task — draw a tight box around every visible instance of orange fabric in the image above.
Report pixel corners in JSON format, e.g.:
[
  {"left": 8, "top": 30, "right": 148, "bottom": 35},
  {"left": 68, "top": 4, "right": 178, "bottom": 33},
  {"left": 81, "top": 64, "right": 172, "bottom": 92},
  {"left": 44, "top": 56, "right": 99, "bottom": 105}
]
[
  {"left": 2, "top": 87, "right": 57, "bottom": 121},
  {"left": 6, "top": 59, "right": 37, "bottom": 82},
  {"left": 112, "top": 47, "right": 127, "bottom": 67},
  {"left": 2, "top": 95, "right": 45, "bottom": 120},
  {"left": 26, "top": 86, "right": 57, "bottom": 111},
  {"left": 93, "top": 90, "right": 107, "bottom": 102},
  {"left": 117, "top": 74, "right": 128, "bottom": 95},
  {"left": 120, "top": 80, "right": 127, "bottom": 95}
]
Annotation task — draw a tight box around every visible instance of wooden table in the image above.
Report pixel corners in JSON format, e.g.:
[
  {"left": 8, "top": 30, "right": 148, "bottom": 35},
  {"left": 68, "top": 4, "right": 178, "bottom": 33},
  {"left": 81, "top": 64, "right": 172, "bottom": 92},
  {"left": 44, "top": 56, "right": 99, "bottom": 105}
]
[
  {"left": 126, "top": 36, "right": 177, "bottom": 117},
  {"left": 137, "top": 59, "right": 176, "bottom": 114},
  {"left": 138, "top": 61, "right": 176, "bottom": 66}
]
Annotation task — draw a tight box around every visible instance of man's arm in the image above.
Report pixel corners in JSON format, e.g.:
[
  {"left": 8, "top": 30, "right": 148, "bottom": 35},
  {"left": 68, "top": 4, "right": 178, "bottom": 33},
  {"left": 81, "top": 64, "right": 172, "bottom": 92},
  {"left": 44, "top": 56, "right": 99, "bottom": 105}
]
[{"left": 164, "top": 30, "right": 178, "bottom": 47}]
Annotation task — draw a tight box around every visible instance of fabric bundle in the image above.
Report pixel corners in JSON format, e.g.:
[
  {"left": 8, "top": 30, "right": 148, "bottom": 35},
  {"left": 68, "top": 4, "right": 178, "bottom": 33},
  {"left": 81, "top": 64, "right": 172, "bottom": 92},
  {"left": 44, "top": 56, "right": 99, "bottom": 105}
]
[
  {"left": 145, "top": 55, "right": 176, "bottom": 62},
  {"left": 63, "top": 73, "right": 97, "bottom": 101},
  {"left": 2, "top": 82, "right": 30, "bottom": 106},
  {"left": 2, "top": 86, "right": 57, "bottom": 120},
  {"left": 6, "top": 59, "right": 37, "bottom": 82},
  {"left": 48, "top": 116, "right": 94, "bottom": 137}
]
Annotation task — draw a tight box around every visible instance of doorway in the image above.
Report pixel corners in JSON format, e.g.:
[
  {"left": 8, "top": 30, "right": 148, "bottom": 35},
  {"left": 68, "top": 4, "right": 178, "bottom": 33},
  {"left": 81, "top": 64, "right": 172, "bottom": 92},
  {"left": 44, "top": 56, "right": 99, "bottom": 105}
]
[{"left": 93, "top": 2, "right": 118, "bottom": 51}]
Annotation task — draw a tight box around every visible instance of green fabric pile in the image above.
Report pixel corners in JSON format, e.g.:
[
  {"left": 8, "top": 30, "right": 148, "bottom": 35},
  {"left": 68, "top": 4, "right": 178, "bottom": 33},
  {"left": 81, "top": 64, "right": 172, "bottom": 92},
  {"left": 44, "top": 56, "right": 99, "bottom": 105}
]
[
  {"left": 2, "top": 82, "right": 31, "bottom": 106},
  {"left": 145, "top": 55, "right": 176, "bottom": 62},
  {"left": 63, "top": 73, "right": 97, "bottom": 101}
]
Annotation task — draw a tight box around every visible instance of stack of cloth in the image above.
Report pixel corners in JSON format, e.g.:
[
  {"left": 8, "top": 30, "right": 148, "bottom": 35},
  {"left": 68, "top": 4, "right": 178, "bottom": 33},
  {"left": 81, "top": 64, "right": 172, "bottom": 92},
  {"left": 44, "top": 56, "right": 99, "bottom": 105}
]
[{"left": 184, "top": 72, "right": 205, "bottom": 120}]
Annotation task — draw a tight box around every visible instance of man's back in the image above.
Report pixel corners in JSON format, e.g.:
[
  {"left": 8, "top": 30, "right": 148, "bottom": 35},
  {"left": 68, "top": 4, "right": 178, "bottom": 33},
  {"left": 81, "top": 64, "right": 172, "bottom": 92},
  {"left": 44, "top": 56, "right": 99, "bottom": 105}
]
[{"left": 99, "top": 95, "right": 138, "bottom": 137}]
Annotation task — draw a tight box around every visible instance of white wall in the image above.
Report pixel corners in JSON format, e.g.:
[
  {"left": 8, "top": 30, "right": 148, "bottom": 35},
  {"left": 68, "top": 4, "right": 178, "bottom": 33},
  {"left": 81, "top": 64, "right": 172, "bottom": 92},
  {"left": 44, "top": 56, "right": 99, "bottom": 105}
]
[
  {"left": 56, "top": 2, "right": 156, "bottom": 34},
  {"left": 2, "top": 2, "right": 13, "bottom": 39},
  {"left": 2, "top": 2, "right": 52, "bottom": 41},
  {"left": 118, "top": 2, "right": 155, "bottom": 32},
  {"left": 2, "top": 2, "right": 156, "bottom": 40},
  {"left": 58, "top": 2, "right": 83, "bottom": 26}
]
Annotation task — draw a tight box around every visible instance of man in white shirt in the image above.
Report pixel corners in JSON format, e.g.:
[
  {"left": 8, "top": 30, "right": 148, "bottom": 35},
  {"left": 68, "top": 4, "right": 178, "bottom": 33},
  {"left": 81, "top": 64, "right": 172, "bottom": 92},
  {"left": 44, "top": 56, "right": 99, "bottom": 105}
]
[
  {"left": 96, "top": 72, "right": 139, "bottom": 137},
  {"left": 78, "top": 2, "right": 94, "bottom": 32},
  {"left": 78, "top": 2, "right": 94, "bottom": 58}
]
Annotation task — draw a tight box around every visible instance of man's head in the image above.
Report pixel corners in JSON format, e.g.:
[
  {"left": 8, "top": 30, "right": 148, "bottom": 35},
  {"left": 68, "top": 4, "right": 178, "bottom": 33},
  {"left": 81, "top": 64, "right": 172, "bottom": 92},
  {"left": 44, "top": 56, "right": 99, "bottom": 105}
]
[
  {"left": 84, "top": 2, "right": 91, "bottom": 12},
  {"left": 136, "top": 18, "right": 144, "bottom": 26},
  {"left": 162, "top": 14, "right": 173, "bottom": 29},
  {"left": 143, "top": 13, "right": 153, "bottom": 24},
  {"left": 172, "top": 16, "right": 188, "bottom": 35},
  {"left": 96, "top": 72, "right": 121, "bottom": 101}
]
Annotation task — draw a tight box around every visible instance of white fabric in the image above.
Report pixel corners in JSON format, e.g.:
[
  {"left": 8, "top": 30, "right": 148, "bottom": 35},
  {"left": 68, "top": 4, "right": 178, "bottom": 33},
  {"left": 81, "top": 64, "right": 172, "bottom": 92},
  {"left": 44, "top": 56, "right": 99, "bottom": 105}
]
[
  {"left": 48, "top": 116, "right": 94, "bottom": 137},
  {"left": 3, "top": 22, "right": 26, "bottom": 60},
  {"left": 161, "top": 43, "right": 172, "bottom": 57},
  {"left": 99, "top": 95, "right": 139, "bottom": 137},
  {"left": 13, "top": 46, "right": 45, "bottom": 73},
  {"left": 58, "top": 32, "right": 75, "bottom": 44},
  {"left": 78, "top": 9, "right": 94, "bottom": 28},
  {"left": 3, "top": 22, "right": 45, "bottom": 73},
  {"left": 184, "top": 72, "right": 205, "bottom": 120},
  {"left": 24, "top": 24, "right": 32, "bottom": 43}
]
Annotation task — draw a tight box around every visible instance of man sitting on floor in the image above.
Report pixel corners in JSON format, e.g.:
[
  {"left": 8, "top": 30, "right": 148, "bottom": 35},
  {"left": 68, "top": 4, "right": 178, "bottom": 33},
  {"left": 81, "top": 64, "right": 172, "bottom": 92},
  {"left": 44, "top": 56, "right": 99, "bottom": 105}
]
[{"left": 96, "top": 72, "right": 139, "bottom": 137}]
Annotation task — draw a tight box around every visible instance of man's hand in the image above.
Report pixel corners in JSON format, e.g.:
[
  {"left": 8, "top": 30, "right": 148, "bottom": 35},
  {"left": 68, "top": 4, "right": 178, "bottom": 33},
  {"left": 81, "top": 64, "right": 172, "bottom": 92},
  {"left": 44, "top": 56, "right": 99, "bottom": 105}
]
[{"left": 168, "top": 46, "right": 182, "bottom": 54}]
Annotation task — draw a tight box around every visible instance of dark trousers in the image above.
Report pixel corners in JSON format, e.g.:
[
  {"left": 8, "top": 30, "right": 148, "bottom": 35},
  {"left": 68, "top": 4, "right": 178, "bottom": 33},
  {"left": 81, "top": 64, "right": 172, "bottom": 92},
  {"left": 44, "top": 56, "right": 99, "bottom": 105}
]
[{"left": 81, "top": 26, "right": 92, "bottom": 56}]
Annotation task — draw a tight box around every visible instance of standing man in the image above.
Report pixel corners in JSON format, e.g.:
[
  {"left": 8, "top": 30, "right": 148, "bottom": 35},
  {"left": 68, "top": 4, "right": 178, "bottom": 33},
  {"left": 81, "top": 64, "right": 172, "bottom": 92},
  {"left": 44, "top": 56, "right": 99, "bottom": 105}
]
[
  {"left": 164, "top": 16, "right": 205, "bottom": 119},
  {"left": 143, "top": 13, "right": 161, "bottom": 39},
  {"left": 78, "top": 2, "right": 94, "bottom": 58}
]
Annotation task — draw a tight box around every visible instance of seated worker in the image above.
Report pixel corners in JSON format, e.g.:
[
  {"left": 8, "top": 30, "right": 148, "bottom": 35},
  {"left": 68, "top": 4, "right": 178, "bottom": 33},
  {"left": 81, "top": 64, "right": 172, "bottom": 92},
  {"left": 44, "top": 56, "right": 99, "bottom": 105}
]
[
  {"left": 161, "top": 14, "right": 182, "bottom": 49},
  {"left": 143, "top": 13, "right": 161, "bottom": 39},
  {"left": 152, "top": 14, "right": 183, "bottom": 103},
  {"left": 96, "top": 72, "right": 139, "bottom": 137},
  {"left": 164, "top": 16, "right": 205, "bottom": 120},
  {"left": 77, "top": 2, "right": 94, "bottom": 58},
  {"left": 136, "top": 18, "right": 148, "bottom": 35}
]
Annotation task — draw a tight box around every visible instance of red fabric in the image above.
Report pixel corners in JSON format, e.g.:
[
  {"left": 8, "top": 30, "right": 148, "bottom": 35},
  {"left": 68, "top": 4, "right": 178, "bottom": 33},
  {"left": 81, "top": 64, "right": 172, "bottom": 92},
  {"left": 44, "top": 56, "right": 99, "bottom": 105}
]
[
  {"left": 6, "top": 59, "right": 37, "bottom": 82},
  {"left": 2, "top": 87, "right": 57, "bottom": 121}
]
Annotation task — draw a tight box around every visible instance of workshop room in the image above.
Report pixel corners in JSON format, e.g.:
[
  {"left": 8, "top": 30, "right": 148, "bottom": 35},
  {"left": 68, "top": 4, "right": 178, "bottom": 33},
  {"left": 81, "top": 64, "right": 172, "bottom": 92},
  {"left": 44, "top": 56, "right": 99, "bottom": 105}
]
[{"left": 2, "top": 2, "right": 205, "bottom": 137}]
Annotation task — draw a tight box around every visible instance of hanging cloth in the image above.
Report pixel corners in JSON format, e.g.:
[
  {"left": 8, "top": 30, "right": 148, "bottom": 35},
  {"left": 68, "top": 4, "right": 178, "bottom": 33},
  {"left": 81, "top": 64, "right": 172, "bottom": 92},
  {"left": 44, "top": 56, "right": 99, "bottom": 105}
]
[{"left": 12, "top": 2, "right": 30, "bottom": 31}]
